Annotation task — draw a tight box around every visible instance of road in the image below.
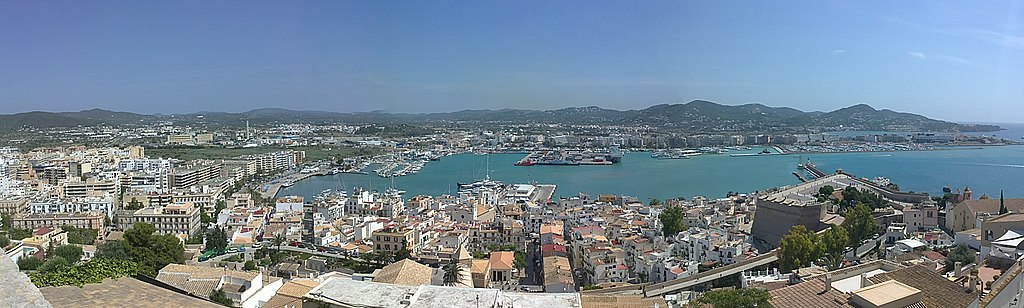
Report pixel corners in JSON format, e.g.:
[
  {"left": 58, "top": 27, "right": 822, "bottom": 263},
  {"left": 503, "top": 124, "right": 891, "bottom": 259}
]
[
  {"left": 278, "top": 245, "right": 369, "bottom": 263},
  {"left": 521, "top": 238, "right": 542, "bottom": 286}
]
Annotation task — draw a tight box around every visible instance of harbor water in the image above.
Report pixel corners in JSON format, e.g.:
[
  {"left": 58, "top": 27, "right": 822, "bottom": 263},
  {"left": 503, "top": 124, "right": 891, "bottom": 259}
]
[{"left": 277, "top": 145, "right": 1024, "bottom": 202}]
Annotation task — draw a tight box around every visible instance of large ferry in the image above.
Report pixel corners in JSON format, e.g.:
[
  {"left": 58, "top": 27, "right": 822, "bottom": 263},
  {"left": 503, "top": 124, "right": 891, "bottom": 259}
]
[{"left": 651, "top": 149, "right": 701, "bottom": 159}]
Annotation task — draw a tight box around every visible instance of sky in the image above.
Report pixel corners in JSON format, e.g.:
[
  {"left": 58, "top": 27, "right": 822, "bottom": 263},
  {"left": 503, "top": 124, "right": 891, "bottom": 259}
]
[{"left": 1, "top": 1, "right": 1023, "bottom": 122}]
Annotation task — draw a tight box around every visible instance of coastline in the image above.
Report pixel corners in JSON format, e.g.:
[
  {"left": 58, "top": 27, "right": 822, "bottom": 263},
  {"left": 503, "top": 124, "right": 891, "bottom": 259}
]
[{"left": 275, "top": 144, "right": 1024, "bottom": 201}]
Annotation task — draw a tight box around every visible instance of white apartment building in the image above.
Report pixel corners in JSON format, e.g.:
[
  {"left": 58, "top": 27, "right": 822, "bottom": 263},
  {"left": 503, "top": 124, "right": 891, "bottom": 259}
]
[{"left": 30, "top": 197, "right": 116, "bottom": 219}]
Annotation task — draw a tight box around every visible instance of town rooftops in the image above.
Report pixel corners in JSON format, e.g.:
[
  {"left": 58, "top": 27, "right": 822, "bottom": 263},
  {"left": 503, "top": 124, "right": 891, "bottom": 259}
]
[
  {"left": 488, "top": 251, "right": 515, "bottom": 271},
  {"left": 276, "top": 196, "right": 304, "bottom": 203},
  {"left": 579, "top": 294, "right": 668, "bottom": 308},
  {"left": 263, "top": 279, "right": 319, "bottom": 308},
  {"left": 894, "top": 239, "right": 927, "bottom": 249},
  {"left": 986, "top": 212, "right": 1024, "bottom": 223},
  {"left": 866, "top": 265, "right": 976, "bottom": 308},
  {"left": 305, "top": 277, "right": 582, "bottom": 308},
  {"left": 33, "top": 227, "right": 53, "bottom": 236},
  {"left": 959, "top": 198, "right": 1024, "bottom": 214},
  {"left": 373, "top": 259, "right": 433, "bottom": 286},
  {"left": 39, "top": 277, "right": 221, "bottom": 308},
  {"left": 155, "top": 264, "right": 260, "bottom": 299},
  {"left": 769, "top": 263, "right": 975, "bottom": 308},
  {"left": 849, "top": 280, "right": 922, "bottom": 308},
  {"left": 542, "top": 244, "right": 568, "bottom": 253},
  {"left": 540, "top": 224, "right": 564, "bottom": 235}
]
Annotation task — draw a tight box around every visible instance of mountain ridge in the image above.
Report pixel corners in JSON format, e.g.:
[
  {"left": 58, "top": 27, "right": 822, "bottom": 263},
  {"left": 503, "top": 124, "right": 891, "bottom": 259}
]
[{"left": 0, "top": 101, "right": 1002, "bottom": 133}]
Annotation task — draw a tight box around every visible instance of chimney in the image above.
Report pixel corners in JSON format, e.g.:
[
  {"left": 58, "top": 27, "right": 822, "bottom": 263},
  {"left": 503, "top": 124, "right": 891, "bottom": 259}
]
[
  {"left": 954, "top": 261, "right": 963, "bottom": 277},
  {"left": 823, "top": 273, "right": 832, "bottom": 293},
  {"left": 860, "top": 273, "right": 870, "bottom": 288}
]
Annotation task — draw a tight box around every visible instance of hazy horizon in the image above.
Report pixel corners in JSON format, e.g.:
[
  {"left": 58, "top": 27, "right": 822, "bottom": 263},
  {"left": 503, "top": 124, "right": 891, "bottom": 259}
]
[{"left": 2, "top": 1, "right": 1023, "bottom": 122}]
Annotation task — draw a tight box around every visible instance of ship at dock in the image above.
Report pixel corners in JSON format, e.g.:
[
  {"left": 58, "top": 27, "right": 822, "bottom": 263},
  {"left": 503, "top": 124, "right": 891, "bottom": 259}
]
[
  {"left": 651, "top": 149, "right": 701, "bottom": 159},
  {"left": 515, "top": 145, "right": 623, "bottom": 166}
]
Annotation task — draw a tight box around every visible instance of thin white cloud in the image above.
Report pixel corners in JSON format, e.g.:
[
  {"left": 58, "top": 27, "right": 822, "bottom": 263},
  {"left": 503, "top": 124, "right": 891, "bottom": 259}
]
[
  {"left": 906, "top": 50, "right": 981, "bottom": 67},
  {"left": 878, "top": 14, "right": 1024, "bottom": 50},
  {"left": 961, "top": 28, "right": 1024, "bottom": 49},
  {"left": 832, "top": 49, "right": 847, "bottom": 55}
]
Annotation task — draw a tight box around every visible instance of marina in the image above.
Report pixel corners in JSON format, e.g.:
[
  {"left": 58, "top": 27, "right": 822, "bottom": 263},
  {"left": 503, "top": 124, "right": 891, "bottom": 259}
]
[{"left": 276, "top": 145, "right": 1024, "bottom": 201}]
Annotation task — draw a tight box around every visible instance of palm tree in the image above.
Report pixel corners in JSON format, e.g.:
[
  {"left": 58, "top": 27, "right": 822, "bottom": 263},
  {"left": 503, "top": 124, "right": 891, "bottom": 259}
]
[
  {"left": 273, "top": 236, "right": 284, "bottom": 252},
  {"left": 443, "top": 261, "right": 464, "bottom": 286}
]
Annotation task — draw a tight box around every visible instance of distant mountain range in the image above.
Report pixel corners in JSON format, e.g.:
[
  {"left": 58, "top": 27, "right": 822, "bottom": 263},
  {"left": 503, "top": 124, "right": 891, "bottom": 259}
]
[{"left": 0, "top": 101, "right": 1001, "bottom": 133}]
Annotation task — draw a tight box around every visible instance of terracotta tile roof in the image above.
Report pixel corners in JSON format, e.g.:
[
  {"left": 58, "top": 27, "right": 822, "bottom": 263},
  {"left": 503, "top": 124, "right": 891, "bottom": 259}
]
[
  {"left": 769, "top": 278, "right": 852, "bottom": 308},
  {"left": 159, "top": 263, "right": 259, "bottom": 281},
  {"left": 371, "top": 259, "right": 432, "bottom": 286},
  {"left": 921, "top": 251, "right": 946, "bottom": 261},
  {"left": 489, "top": 251, "right": 515, "bottom": 271},
  {"left": 867, "top": 265, "right": 977, "bottom": 308},
  {"left": 34, "top": 227, "right": 52, "bottom": 236},
  {"left": 471, "top": 259, "right": 490, "bottom": 274},
  {"left": 39, "top": 277, "right": 221, "bottom": 308},
  {"left": 579, "top": 295, "right": 668, "bottom": 308},
  {"left": 263, "top": 292, "right": 303, "bottom": 308},
  {"left": 156, "top": 264, "right": 260, "bottom": 298},
  {"left": 275, "top": 279, "right": 320, "bottom": 299},
  {"left": 961, "top": 198, "right": 1024, "bottom": 214}
]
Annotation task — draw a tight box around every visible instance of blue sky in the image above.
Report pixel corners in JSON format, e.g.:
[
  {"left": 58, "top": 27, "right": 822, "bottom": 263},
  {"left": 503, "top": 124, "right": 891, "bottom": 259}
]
[{"left": 1, "top": 1, "right": 1023, "bottom": 122}]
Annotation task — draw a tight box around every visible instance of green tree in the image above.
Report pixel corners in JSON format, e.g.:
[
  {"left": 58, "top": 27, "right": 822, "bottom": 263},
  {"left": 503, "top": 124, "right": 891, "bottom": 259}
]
[
  {"left": 442, "top": 261, "right": 464, "bottom": 286},
  {"left": 0, "top": 234, "right": 9, "bottom": 248},
  {"left": 63, "top": 226, "right": 99, "bottom": 245},
  {"left": 206, "top": 227, "right": 229, "bottom": 252},
  {"left": 18, "top": 257, "right": 44, "bottom": 270},
  {"left": 52, "top": 245, "right": 84, "bottom": 263},
  {"left": 649, "top": 198, "right": 661, "bottom": 206},
  {"left": 778, "top": 225, "right": 820, "bottom": 271},
  {"left": 659, "top": 206, "right": 688, "bottom": 238},
  {"left": 38, "top": 256, "right": 71, "bottom": 273},
  {"left": 6, "top": 228, "right": 32, "bottom": 241},
  {"left": 186, "top": 233, "right": 204, "bottom": 245},
  {"left": 243, "top": 260, "right": 257, "bottom": 271},
  {"left": 513, "top": 251, "right": 526, "bottom": 270},
  {"left": 394, "top": 247, "right": 411, "bottom": 261},
  {"left": 842, "top": 203, "right": 877, "bottom": 246},
  {"left": 818, "top": 185, "right": 835, "bottom": 198},
  {"left": 944, "top": 244, "right": 976, "bottom": 272},
  {"left": 209, "top": 288, "right": 234, "bottom": 307},
  {"left": 818, "top": 224, "right": 849, "bottom": 270},
  {"left": 95, "top": 241, "right": 131, "bottom": 260},
  {"left": 692, "top": 288, "right": 772, "bottom": 308},
  {"left": 98, "top": 222, "right": 184, "bottom": 277},
  {"left": 1, "top": 213, "right": 11, "bottom": 230},
  {"left": 199, "top": 204, "right": 215, "bottom": 225},
  {"left": 28, "top": 259, "right": 138, "bottom": 287}
]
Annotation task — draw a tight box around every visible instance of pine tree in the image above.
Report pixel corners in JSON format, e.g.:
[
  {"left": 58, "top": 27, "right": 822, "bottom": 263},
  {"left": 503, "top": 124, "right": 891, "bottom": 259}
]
[{"left": 1000, "top": 190, "right": 1008, "bottom": 215}]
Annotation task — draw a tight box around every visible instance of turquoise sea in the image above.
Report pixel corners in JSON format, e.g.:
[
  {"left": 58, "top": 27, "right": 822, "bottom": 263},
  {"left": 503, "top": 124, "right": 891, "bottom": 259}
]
[{"left": 277, "top": 145, "right": 1024, "bottom": 202}]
